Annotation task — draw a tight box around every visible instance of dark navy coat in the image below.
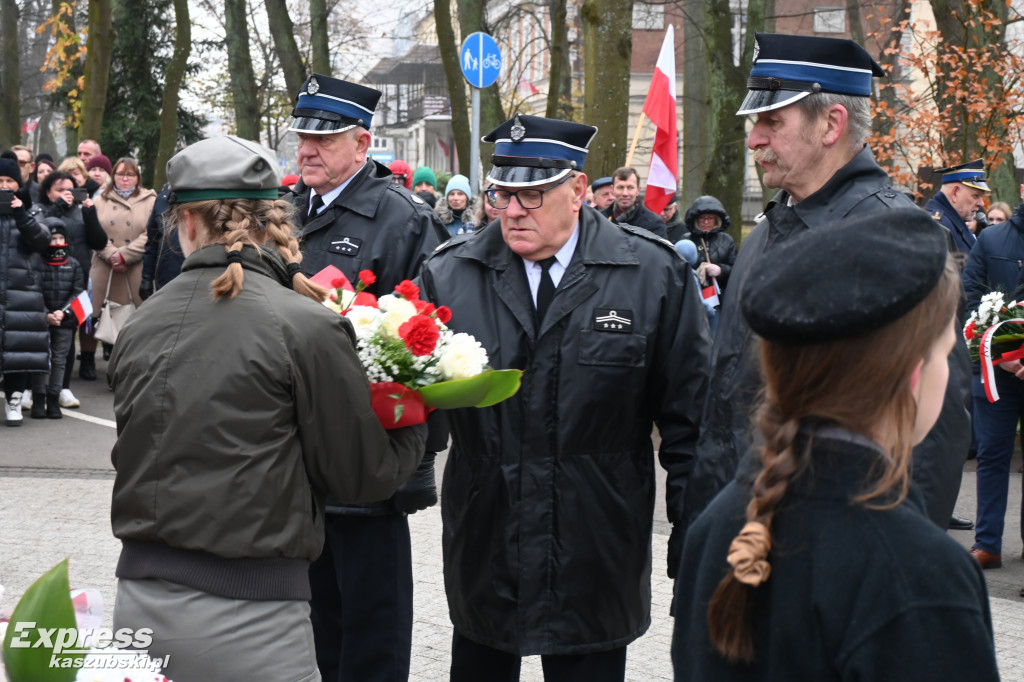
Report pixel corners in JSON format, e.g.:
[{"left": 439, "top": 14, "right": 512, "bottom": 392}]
[
  {"left": 925, "top": 190, "right": 976, "bottom": 254},
  {"left": 682, "top": 147, "right": 972, "bottom": 544}
]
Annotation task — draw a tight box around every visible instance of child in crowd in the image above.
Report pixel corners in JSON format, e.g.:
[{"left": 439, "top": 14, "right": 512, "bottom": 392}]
[{"left": 37, "top": 217, "right": 85, "bottom": 419}]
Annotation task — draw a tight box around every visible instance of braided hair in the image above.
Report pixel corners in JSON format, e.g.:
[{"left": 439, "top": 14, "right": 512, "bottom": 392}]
[
  {"left": 167, "top": 197, "right": 327, "bottom": 302},
  {"left": 706, "top": 256, "right": 959, "bottom": 663}
]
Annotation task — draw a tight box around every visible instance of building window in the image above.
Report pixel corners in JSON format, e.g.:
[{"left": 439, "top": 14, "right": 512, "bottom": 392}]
[
  {"left": 633, "top": 2, "right": 663, "bottom": 31},
  {"left": 814, "top": 7, "right": 846, "bottom": 34}
]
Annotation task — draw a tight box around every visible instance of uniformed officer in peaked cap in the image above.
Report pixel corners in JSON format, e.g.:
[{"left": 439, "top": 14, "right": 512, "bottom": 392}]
[
  {"left": 925, "top": 158, "right": 991, "bottom": 254},
  {"left": 736, "top": 32, "right": 886, "bottom": 115},
  {"left": 683, "top": 32, "right": 974, "bottom": 558},
  {"left": 416, "top": 114, "right": 710, "bottom": 679},
  {"left": 284, "top": 73, "right": 449, "bottom": 682}
]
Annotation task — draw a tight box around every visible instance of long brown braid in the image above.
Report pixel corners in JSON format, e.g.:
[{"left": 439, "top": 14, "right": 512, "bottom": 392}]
[
  {"left": 706, "top": 257, "right": 959, "bottom": 664},
  {"left": 167, "top": 198, "right": 328, "bottom": 302}
]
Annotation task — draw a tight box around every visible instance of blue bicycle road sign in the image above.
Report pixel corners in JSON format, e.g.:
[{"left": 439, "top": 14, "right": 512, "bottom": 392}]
[{"left": 460, "top": 32, "right": 502, "bottom": 89}]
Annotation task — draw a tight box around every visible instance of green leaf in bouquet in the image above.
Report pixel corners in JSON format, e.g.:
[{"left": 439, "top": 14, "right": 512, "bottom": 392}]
[
  {"left": 2, "top": 559, "right": 82, "bottom": 682},
  {"left": 418, "top": 369, "right": 523, "bottom": 409},
  {"left": 474, "top": 369, "right": 523, "bottom": 407}
]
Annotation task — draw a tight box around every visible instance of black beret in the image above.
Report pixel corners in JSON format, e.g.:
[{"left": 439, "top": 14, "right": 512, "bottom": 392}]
[{"left": 741, "top": 208, "right": 947, "bottom": 345}]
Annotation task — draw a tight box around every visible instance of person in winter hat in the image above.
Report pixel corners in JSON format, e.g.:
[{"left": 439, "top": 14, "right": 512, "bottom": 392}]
[
  {"left": 435, "top": 174, "right": 476, "bottom": 237},
  {"left": 683, "top": 195, "right": 738, "bottom": 293}
]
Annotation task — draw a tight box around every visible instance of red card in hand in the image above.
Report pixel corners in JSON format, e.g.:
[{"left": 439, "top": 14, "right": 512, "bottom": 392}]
[{"left": 310, "top": 264, "right": 354, "bottom": 291}]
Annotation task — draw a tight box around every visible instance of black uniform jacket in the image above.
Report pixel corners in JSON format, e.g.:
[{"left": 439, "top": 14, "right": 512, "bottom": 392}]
[
  {"left": 925, "top": 190, "right": 976, "bottom": 254},
  {"left": 682, "top": 146, "right": 971, "bottom": 537},
  {"left": 290, "top": 158, "right": 447, "bottom": 297},
  {"left": 418, "top": 205, "right": 710, "bottom": 655},
  {"left": 673, "top": 427, "right": 998, "bottom": 682}
]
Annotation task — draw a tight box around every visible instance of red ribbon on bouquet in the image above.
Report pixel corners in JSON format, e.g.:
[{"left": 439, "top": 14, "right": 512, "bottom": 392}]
[{"left": 369, "top": 381, "right": 429, "bottom": 429}]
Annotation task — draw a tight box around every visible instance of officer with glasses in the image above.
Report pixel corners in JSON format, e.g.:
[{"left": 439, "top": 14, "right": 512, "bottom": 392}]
[{"left": 418, "top": 114, "right": 711, "bottom": 682}]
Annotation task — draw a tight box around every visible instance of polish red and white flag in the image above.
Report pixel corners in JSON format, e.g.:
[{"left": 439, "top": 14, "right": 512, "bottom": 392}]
[
  {"left": 69, "top": 290, "right": 93, "bottom": 326},
  {"left": 642, "top": 24, "right": 678, "bottom": 215}
]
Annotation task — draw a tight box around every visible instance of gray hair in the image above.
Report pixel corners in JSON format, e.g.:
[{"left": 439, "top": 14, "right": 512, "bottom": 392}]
[{"left": 795, "top": 93, "right": 871, "bottom": 148}]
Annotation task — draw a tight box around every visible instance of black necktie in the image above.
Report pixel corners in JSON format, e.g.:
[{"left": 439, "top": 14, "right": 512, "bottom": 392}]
[
  {"left": 306, "top": 194, "right": 324, "bottom": 224},
  {"left": 535, "top": 256, "right": 557, "bottom": 322}
]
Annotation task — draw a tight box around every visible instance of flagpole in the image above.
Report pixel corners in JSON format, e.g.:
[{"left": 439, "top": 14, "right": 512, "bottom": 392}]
[{"left": 625, "top": 112, "right": 647, "bottom": 168}]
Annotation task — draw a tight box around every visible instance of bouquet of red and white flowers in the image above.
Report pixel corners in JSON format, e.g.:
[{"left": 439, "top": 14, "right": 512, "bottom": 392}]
[
  {"left": 964, "top": 291, "right": 1024, "bottom": 402},
  {"left": 323, "top": 268, "right": 522, "bottom": 428}
]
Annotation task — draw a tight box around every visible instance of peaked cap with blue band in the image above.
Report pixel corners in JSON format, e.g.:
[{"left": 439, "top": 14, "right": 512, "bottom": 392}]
[
  {"left": 483, "top": 114, "right": 598, "bottom": 188},
  {"left": 736, "top": 33, "right": 886, "bottom": 116},
  {"left": 936, "top": 159, "right": 990, "bottom": 192},
  {"left": 288, "top": 74, "right": 382, "bottom": 135}
]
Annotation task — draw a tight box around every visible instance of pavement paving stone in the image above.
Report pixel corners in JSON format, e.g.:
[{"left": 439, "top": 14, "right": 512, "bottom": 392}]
[{"left": 3, "top": 475, "right": 1024, "bottom": 680}]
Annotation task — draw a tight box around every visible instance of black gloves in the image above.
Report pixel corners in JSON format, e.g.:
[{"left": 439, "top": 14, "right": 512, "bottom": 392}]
[
  {"left": 139, "top": 279, "right": 154, "bottom": 301},
  {"left": 391, "top": 452, "right": 438, "bottom": 514}
]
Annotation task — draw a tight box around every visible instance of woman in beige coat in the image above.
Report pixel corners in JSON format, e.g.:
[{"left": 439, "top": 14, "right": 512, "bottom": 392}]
[{"left": 80, "top": 157, "right": 155, "bottom": 379}]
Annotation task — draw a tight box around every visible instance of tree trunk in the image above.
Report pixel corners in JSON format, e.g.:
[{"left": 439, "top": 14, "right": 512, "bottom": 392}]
[
  {"left": 434, "top": 0, "right": 471, "bottom": 172},
  {"left": 153, "top": 0, "right": 190, "bottom": 189},
  {"left": 545, "top": 0, "right": 572, "bottom": 120},
  {"left": 80, "top": 0, "right": 113, "bottom": 142},
  {"left": 681, "top": 0, "right": 709, "bottom": 209},
  {"left": 310, "top": 0, "right": 331, "bottom": 76},
  {"left": 0, "top": 0, "right": 20, "bottom": 147},
  {"left": 457, "top": 0, "right": 506, "bottom": 174},
  {"left": 265, "top": 0, "right": 306, "bottom": 98},
  {"left": 580, "top": 0, "right": 632, "bottom": 178},
  {"left": 700, "top": 0, "right": 752, "bottom": 242},
  {"left": 224, "top": 0, "right": 260, "bottom": 140}
]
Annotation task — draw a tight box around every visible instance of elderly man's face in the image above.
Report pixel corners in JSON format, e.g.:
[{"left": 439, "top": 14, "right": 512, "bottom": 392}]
[
  {"left": 948, "top": 183, "right": 987, "bottom": 222},
  {"left": 592, "top": 185, "right": 615, "bottom": 210},
  {"left": 14, "top": 149, "right": 33, "bottom": 177},
  {"left": 747, "top": 104, "right": 830, "bottom": 202},
  {"left": 498, "top": 173, "right": 586, "bottom": 261},
  {"left": 660, "top": 202, "right": 678, "bottom": 223},
  {"left": 296, "top": 128, "right": 370, "bottom": 195}
]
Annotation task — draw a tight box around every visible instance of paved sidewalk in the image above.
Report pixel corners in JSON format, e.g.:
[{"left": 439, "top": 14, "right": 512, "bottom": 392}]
[{"left": 1, "top": 473, "right": 1023, "bottom": 680}]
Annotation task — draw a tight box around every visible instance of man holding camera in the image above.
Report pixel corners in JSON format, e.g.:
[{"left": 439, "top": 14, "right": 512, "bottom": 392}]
[{"left": 924, "top": 159, "right": 990, "bottom": 254}]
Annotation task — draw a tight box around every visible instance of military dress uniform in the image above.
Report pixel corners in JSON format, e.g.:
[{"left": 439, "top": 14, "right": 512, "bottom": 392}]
[
  {"left": 286, "top": 74, "right": 448, "bottom": 682},
  {"left": 924, "top": 159, "right": 991, "bottom": 254},
  {"left": 418, "top": 115, "right": 710, "bottom": 682}
]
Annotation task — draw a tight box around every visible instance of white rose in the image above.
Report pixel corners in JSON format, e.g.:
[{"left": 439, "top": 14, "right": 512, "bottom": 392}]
[
  {"left": 380, "top": 297, "right": 419, "bottom": 340},
  {"left": 346, "top": 306, "right": 382, "bottom": 340},
  {"left": 437, "top": 333, "right": 489, "bottom": 380}
]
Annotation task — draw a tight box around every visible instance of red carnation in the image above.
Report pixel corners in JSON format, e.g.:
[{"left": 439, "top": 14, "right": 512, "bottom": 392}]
[
  {"left": 353, "top": 291, "right": 378, "bottom": 308},
  {"left": 436, "top": 306, "right": 452, "bottom": 324},
  {"left": 964, "top": 320, "right": 977, "bottom": 341},
  {"left": 359, "top": 270, "right": 377, "bottom": 286},
  {"left": 395, "top": 280, "right": 420, "bottom": 301},
  {"left": 399, "top": 315, "right": 440, "bottom": 356},
  {"left": 331, "top": 277, "right": 346, "bottom": 289}
]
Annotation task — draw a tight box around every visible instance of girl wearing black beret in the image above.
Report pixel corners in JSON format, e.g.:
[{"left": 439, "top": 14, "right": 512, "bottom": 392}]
[{"left": 673, "top": 209, "right": 1000, "bottom": 681}]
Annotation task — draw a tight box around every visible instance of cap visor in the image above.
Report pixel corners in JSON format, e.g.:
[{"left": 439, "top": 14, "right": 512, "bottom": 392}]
[
  {"left": 736, "top": 89, "right": 811, "bottom": 116},
  {"left": 485, "top": 166, "right": 572, "bottom": 188},
  {"left": 962, "top": 180, "right": 991, "bottom": 192},
  {"left": 288, "top": 116, "right": 357, "bottom": 135}
]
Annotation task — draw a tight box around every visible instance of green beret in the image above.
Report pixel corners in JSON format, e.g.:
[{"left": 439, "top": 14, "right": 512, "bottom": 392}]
[{"left": 167, "top": 135, "right": 282, "bottom": 203}]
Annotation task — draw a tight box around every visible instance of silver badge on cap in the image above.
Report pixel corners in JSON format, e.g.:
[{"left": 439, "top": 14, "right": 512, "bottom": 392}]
[
  {"left": 510, "top": 115, "right": 526, "bottom": 142},
  {"left": 307, "top": 77, "right": 320, "bottom": 96}
]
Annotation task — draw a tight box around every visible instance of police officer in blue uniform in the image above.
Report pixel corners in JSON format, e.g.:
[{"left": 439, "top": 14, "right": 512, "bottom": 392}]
[
  {"left": 286, "top": 74, "right": 448, "bottom": 682},
  {"left": 924, "top": 159, "right": 990, "bottom": 254}
]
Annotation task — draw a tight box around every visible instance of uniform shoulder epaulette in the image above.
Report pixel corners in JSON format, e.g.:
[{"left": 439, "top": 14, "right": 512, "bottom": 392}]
[
  {"left": 870, "top": 187, "right": 907, "bottom": 209},
  {"left": 386, "top": 183, "right": 433, "bottom": 212},
  {"left": 613, "top": 220, "right": 678, "bottom": 252},
  {"left": 429, "top": 231, "right": 472, "bottom": 257}
]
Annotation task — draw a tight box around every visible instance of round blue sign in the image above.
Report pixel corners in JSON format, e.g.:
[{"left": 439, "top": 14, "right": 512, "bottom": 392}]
[{"left": 460, "top": 32, "right": 502, "bottom": 89}]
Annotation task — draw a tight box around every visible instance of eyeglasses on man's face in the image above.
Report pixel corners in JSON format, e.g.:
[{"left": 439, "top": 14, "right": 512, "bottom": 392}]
[{"left": 486, "top": 174, "right": 572, "bottom": 210}]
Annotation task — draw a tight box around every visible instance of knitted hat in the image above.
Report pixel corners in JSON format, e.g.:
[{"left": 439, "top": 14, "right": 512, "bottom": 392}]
[
  {"left": 85, "top": 154, "right": 113, "bottom": 176},
  {"left": 445, "top": 174, "right": 472, "bottom": 198},
  {"left": 388, "top": 160, "right": 413, "bottom": 190},
  {"left": 167, "top": 135, "right": 282, "bottom": 203},
  {"left": 412, "top": 166, "right": 437, "bottom": 190},
  {"left": 0, "top": 151, "right": 23, "bottom": 187}
]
